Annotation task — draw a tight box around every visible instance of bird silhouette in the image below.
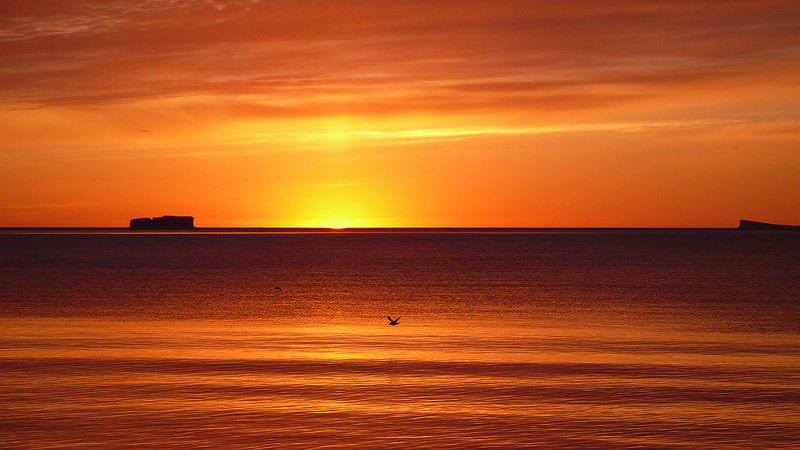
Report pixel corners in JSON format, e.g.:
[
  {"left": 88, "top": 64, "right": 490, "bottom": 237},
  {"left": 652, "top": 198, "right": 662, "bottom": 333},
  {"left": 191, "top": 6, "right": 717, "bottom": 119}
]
[{"left": 388, "top": 316, "right": 401, "bottom": 325}]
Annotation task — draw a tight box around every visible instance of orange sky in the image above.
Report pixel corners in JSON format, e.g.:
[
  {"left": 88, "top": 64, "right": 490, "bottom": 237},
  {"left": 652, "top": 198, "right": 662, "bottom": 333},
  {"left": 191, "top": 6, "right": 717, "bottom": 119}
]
[{"left": 1, "top": 0, "right": 799, "bottom": 227}]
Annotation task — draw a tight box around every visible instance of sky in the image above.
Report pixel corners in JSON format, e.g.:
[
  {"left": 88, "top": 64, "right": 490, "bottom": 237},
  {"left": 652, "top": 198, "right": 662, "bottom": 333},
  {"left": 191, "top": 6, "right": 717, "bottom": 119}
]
[{"left": 1, "top": 0, "right": 799, "bottom": 228}]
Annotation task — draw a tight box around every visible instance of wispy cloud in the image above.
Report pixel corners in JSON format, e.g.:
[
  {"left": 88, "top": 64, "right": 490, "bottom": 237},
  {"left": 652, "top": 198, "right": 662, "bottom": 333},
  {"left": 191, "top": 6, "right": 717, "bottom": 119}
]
[
  {"left": 0, "top": 201, "right": 99, "bottom": 210},
  {"left": 1, "top": 0, "right": 798, "bottom": 116}
]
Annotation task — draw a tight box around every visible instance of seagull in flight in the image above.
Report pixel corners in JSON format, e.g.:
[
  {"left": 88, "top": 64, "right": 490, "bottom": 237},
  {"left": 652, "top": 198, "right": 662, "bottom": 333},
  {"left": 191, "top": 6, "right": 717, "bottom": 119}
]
[{"left": 387, "top": 316, "right": 401, "bottom": 325}]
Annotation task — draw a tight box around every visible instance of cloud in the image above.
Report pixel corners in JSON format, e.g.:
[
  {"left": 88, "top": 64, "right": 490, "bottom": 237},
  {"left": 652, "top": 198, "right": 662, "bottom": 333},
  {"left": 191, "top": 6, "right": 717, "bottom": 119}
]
[
  {"left": 0, "top": 201, "right": 98, "bottom": 210},
  {"left": 0, "top": 0, "right": 798, "bottom": 119}
]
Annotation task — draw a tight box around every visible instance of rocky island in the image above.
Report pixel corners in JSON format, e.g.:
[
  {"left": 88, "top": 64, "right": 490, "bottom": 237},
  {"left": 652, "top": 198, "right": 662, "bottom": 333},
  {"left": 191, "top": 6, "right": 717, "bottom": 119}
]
[
  {"left": 129, "top": 215, "right": 195, "bottom": 230},
  {"left": 738, "top": 219, "right": 800, "bottom": 231}
]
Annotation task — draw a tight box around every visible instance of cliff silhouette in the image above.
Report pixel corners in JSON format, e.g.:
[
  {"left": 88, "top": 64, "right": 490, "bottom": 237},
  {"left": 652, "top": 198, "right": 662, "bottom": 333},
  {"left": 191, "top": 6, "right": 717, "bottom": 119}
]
[
  {"left": 130, "top": 215, "right": 195, "bottom": 230},
  {"left": 738, "top": 220, "right": 800, "bottom": 231}
]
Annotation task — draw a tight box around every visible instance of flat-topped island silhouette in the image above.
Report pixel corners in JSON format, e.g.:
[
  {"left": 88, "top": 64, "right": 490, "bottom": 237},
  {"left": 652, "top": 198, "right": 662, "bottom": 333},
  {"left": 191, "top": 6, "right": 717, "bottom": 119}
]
[{"left": 129, "top": 215, "right": 195, "bottom": 230}]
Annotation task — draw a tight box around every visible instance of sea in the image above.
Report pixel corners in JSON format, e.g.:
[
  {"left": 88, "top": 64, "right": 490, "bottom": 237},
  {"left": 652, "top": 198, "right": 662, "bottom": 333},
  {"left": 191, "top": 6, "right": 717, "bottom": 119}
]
[{"left": 1, "top": 229, "right": 798, "bottom": 449}]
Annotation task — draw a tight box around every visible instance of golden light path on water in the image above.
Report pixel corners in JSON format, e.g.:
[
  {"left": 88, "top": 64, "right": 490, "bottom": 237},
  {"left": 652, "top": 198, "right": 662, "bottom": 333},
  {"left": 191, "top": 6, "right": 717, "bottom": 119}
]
[
  {"left": 2, "top": 316, "right": 799, "bottom": 449},
  {"left": 1, "top": 230, "right": 799, "bottom": 448}
]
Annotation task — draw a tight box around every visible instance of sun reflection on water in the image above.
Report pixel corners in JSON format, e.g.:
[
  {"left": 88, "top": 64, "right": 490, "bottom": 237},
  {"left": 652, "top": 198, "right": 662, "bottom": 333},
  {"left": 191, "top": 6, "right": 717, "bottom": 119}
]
[{"left": 2, "top": 317, "right": 799, "bottom": 448}]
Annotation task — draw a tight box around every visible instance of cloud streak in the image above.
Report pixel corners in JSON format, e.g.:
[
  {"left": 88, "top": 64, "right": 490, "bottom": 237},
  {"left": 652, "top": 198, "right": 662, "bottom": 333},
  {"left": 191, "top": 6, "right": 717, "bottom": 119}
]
[{"left": 2, "top": 0, "right": 798, "bottom": 117}]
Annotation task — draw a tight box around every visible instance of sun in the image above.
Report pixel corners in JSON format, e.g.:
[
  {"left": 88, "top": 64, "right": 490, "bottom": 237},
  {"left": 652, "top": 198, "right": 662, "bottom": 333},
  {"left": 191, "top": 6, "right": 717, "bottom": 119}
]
[{"left": 276, "top": 191, "right": 385, "bottom": 228}]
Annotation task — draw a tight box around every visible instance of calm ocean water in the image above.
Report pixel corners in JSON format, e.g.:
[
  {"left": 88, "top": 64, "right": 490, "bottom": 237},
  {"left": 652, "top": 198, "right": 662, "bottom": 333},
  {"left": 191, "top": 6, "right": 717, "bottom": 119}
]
[{"left": 1, "top": 230, "right": 799, "bottom": 449}]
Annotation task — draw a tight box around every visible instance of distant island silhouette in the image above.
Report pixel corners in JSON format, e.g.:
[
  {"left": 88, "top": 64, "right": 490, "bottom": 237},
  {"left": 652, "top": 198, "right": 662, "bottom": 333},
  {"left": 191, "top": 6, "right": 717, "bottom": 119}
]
[
  {"left": 117, "top": 217, "right": 798, "bottom": 231},
  {"left": 738, "top": 220, "right": 800, "bottom": 231},
  {"left": 129, "top": 215, "right": 195, "bottom": 230}
]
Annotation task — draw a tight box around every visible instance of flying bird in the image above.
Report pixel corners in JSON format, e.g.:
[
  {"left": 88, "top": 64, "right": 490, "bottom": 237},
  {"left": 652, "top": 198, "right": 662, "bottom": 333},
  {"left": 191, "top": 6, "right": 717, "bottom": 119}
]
[{"left": 388, "top": 316, "right": 401, "bottom": 325}]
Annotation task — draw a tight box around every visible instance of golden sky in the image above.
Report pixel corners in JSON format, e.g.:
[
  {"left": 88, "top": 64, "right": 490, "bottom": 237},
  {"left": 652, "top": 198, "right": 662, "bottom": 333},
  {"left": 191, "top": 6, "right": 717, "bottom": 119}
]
[{"left": 2, "top": 0, "right": 799, "bottom": 227}]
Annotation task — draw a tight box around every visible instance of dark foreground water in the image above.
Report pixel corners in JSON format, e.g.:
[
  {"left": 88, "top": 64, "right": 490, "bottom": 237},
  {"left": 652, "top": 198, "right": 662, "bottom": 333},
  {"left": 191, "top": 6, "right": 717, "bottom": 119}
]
[{"left": 1, "top": 230, "right": 798, "bottom": 448}]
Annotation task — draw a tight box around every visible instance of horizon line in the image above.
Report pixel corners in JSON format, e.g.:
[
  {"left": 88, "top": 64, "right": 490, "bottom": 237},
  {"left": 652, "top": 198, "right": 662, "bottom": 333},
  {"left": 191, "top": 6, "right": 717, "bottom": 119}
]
[{"left": 0, "top": 225, "right": 752, "bottom": 232}]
